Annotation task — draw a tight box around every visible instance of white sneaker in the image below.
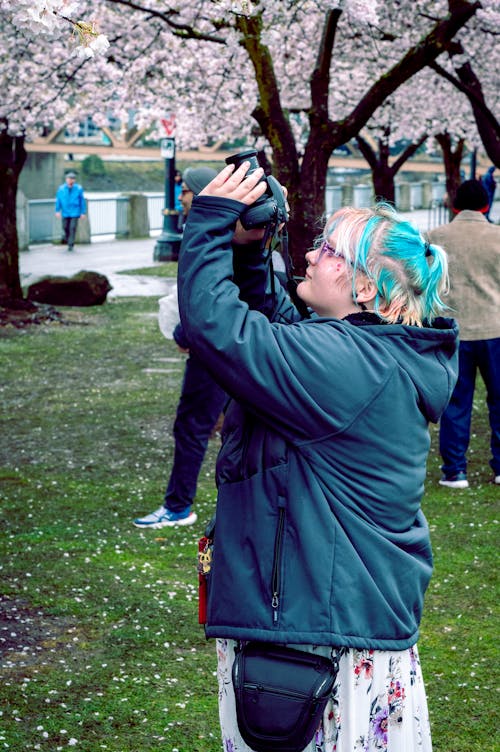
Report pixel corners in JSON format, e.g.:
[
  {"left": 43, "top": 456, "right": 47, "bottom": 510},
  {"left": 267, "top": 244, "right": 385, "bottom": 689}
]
[
  {"left": 495, "top": 475, "right": 500, "bottom": 485},
  {"left": 439, "top": 473, "right": 469, "bottom": 489},
  {"left": 133, "top": 505, "right": 197, "bottom": 528}
]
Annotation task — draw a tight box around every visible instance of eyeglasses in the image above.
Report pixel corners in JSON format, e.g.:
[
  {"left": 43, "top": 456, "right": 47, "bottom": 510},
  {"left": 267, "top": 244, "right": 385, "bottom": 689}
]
[
  {"left": 181, "top": 188, "right": 193, "bottom": 195},
  {"left": 318, "top": 240, "right": 345, "bottom": 260}
]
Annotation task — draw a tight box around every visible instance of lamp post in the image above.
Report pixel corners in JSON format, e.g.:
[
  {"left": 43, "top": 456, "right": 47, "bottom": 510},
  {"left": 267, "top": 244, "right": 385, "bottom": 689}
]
[{"left": 153, "top": 137, "right": 182, "bottom": 261}]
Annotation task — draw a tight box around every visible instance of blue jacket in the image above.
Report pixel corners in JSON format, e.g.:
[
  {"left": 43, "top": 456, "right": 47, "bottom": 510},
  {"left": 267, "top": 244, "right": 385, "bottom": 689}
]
[
  {"left": 178, "top": 196, "right": 459, "bottom": 650},
  {"left": 55, "top": 183, "right": 86, "bottom": 217}
]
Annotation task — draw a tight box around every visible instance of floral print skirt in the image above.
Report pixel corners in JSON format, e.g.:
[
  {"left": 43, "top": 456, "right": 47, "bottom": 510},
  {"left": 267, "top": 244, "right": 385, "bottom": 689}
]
[{"left": 216, "top": 638, "right": 432, "bottom": 752}]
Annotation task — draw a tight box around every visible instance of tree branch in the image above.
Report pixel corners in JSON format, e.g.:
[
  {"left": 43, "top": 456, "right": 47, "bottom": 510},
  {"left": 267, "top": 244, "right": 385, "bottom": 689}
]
[
  {"left": 355, "top": 133, "right": 379, "bottom": 171},
  {"left": 310, "top": 9, "right": 342, "bottom": 120},
  {"left": 429, "top": 59, "right": 500, "bottom": 136},
  {"left": 327, "top": 0, "right": 480, "bottom": 150},
  {"left": 391, "top": 132, "right": 428, "bottom": 173},
  {"left": 103, "top": 0, "right": 227, "bottom": 43},
  {"left": 236, "top": 12, "right": 298, "bottom": 181}
]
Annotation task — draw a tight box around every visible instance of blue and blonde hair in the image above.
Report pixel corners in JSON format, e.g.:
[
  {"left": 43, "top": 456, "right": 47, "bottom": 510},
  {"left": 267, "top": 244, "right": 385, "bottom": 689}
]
[{"left": 321, "top": 203, "right": 449, "bottom": 326}]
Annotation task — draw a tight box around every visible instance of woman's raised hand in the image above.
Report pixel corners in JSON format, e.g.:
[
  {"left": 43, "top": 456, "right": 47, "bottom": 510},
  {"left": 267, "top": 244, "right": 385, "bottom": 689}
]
[{"left": 199, "top": 162, "right": 267, "bottom": 205}]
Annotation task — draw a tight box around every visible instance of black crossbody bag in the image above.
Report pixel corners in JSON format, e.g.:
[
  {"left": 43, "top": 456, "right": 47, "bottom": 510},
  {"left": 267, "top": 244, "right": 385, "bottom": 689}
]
[{"left": 232, "top": 641, "right": 340, "bottom": 752}]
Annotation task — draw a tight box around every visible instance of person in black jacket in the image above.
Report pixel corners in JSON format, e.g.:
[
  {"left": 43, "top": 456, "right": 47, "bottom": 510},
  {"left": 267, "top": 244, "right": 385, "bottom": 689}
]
[{"left": 133, "top": 166, "right": 223, "bottom": 528}]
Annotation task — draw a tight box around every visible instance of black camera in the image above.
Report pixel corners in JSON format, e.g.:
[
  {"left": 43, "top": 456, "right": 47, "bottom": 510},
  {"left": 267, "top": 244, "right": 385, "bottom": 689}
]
[{"left": 225, "top": 149, "right": 288, "bottom": 230}]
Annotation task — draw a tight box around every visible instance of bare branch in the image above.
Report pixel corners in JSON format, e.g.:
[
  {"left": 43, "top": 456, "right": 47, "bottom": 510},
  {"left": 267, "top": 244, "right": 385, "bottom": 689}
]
[{"left": 391, "top": 132, "right": 428, "bottom": 173}]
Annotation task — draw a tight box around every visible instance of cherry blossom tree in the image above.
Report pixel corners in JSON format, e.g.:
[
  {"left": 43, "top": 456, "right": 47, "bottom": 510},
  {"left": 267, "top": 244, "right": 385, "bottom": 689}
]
[
  {"left": 0, "top": 0, "right": 489, "bottom": 302},
  {"left": 443, "top": 56, "right": 500, "bottom": 168},
  {"left": 99, "top": 0, "right": 483, "bottom": 274},
  {"left": 424, "top": 5, "right": 499, "bottom": 209},
  {"left": 351, "top": 77, "right": 432, "bottom": 207},
  {"left": 0, "top": 0, "right": 111, "bottom": 302},
  {"left": 355, "top": 59, "right": 485, "bottom": 209},
  {"left": 429, "top": 0, "right": 500, "bottom": 169},
  {"left": 354, "top": 1, "right": 499, "bottom": 212}
]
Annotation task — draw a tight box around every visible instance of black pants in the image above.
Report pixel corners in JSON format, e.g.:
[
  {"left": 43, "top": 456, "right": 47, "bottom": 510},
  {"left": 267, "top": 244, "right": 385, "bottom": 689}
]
[
  {"left": 62, "top": 216, "right": 79, "bottom": 248},
  {"left": 163, "top": 353, "right": 227, "bottom": 512}
]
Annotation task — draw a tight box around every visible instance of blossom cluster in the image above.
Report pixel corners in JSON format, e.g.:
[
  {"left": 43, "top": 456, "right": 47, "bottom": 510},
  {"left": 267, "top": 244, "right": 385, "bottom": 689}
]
[
  {"left": 10, "top": 0, "right": 79, "bottom": 30},
  {"left": 8, "top": 0, "right": 109, "bottom": 58}
]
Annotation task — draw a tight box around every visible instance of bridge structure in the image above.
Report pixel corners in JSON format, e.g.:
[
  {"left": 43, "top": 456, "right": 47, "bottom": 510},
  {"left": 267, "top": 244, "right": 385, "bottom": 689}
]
[
  {"left": 19, "top": 128, "right": 488, "bottom": 215},
  {"left": 23, "top": 114, "right": 491, "bottom": 176},
  {"left": 25, "top": 136, "right": 457, "bottom": 174}
]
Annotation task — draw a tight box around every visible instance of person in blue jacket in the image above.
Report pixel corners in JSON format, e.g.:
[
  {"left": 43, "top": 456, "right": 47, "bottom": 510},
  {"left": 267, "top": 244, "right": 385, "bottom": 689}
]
[
  {"left": 55, "top": 171, "right": 86, "bottom": 252},
  {"left": 481, "top": 166, "right": 496, "bottom": 222},
  {"left": 174, "top": 169, "right": 184, "bottom": 231},
  {"left": 178, "top": 161, "right": 458, "bottom": 752}
]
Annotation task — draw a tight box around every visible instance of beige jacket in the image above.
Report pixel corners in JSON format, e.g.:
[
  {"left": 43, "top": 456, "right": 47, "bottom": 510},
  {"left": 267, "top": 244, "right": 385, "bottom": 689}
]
[{"left": 428, "top": 210, "right": 500, "bottom": 340}]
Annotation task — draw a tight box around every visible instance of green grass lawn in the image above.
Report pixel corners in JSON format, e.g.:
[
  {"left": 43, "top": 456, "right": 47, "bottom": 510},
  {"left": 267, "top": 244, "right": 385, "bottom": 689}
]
[
  {"left": 117, "top": 262, "right": 179, "bottom": 278},
  {"left": 0, "top": 298, "right": 498, "bottom": 752}
]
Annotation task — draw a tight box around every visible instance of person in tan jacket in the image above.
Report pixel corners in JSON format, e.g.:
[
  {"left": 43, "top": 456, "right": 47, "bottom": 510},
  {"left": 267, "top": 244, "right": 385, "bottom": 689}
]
[{"left": 429, "top": 179, "right": 500, "bottom": 488}]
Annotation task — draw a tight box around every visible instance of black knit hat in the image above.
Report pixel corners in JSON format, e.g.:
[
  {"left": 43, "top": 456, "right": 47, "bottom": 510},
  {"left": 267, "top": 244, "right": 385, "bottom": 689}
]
[
  {"left": 453, "top": 180, "right": 489, "bottom": 212},
  {"left": 182, "top": 167, "right": 217, "bottom": 195}
]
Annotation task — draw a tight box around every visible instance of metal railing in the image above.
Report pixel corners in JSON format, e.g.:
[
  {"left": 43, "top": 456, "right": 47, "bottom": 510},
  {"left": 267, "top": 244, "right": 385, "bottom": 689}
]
[
  {"left": 26, "top": 187, "right": 460, "bottom": 245},
  {"left": 428, "top": 200, "right": 448, "bottom": 230},
  {"left": 147, "top": 194, "right": 165, "bottom": 232},
  {"left": 26, "top": 193, "right": 164, "bottom": 244},
  {"left": 87, "top": 196, "right": 129, "bottom": 237},
  {"left": 28, "top": 199, "right": 56, "bottom": 244}
]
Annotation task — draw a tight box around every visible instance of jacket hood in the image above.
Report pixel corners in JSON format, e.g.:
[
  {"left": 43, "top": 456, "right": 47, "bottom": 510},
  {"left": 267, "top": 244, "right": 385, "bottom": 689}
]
[{"left": 355, "top": 316, "right": 458, "bottom": 424}]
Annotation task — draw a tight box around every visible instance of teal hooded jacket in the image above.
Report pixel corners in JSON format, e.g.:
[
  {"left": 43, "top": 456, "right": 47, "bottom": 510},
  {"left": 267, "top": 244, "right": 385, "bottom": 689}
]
[{"left": 178, "top": 195, "right": 459, "bottom": 650}]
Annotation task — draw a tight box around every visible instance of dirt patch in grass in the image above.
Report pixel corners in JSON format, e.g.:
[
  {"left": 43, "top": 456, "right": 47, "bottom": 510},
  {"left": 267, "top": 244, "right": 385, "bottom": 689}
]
[
  {"left": 0, "top": 302, "right": 104, "bottom": 331},
  {"left": 0, "top": 595, "right": 87, "bottom": 674}
]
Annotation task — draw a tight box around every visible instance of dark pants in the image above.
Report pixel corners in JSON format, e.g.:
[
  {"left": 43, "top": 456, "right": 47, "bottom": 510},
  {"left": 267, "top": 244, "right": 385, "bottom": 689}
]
[
  {"left": 440, "top": 338, "right": 500, "bottom": 477},
  {"left": 164, "top": 353, "right": 227, "bottom": 512},
  {"left": 62, "top": 216, "right": 79, "bottom": 248}
]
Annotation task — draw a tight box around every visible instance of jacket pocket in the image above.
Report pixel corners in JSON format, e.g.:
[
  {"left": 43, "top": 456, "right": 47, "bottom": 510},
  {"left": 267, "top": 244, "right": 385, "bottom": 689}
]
[{"left": 207, "top": 465, "right": 289, "bottom": 632}]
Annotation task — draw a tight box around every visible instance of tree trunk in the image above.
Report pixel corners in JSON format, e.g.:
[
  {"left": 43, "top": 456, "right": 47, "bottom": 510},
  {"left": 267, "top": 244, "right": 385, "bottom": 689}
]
[
  {"left": 0, "top": 130, "right": 26, "bottom": 301},
  {"left": 372, "top": 170, "right": 396, "bottom": 206},
  {"left": 239, "top": 2, "right": 478, "bottom": 273},
  {"left": 356, "top": 135, "right": 396, "bottom": 205},
  {"left": 454, "top": 61, "right": 500, "bottom": 168},
  {"left": 288, "top": 134, "right": 333, "bottom": 276},
  {"left": 435, "top": 132, "right": 465, "bottom": 218}
]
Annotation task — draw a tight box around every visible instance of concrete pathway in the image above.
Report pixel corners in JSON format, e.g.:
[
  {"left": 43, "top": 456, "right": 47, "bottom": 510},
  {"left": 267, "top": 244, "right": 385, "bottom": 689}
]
[{"left": 20, "top": 237, "right": 175, "bottom": 298}]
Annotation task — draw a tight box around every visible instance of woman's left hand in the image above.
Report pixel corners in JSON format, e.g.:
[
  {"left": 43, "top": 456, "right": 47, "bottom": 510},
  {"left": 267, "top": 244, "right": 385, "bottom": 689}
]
[{"left": 199, "top": 162, "right": 267, "bottom": 205}]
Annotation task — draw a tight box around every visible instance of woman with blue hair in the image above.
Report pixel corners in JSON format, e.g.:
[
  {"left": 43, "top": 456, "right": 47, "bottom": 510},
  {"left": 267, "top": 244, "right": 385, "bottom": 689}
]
[{"left": 178, "top": 162, "right": 458, "bottom": 752}]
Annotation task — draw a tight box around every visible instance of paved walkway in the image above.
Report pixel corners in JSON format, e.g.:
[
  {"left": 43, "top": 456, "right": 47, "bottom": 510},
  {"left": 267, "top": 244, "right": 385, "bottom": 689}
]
[{"left": 20, "top": 237, "right": 174, "bottom": 298}]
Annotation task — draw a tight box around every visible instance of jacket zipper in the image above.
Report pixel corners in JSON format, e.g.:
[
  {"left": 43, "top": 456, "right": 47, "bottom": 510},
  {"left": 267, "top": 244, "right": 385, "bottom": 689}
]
[
  {"left": 244, "top": 676, "right": 332, "bottom": 701},
  {"left": 271, "top": 503, "right": 285, "bottom": 623},
  {"left": 243, "top": 682, "right": 307, "bottom": 699}
]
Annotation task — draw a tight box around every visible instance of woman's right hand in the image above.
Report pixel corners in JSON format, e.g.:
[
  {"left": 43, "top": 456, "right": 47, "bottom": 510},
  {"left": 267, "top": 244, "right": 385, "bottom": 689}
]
[{"left": 199, "top": 162, "right": 267, "bottom": 206}]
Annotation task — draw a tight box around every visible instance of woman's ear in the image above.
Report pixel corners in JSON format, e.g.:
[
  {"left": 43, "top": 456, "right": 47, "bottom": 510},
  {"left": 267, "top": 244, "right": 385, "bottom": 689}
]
[{"left": 355, "top": 275, "right": 377, "bottom": 306}]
